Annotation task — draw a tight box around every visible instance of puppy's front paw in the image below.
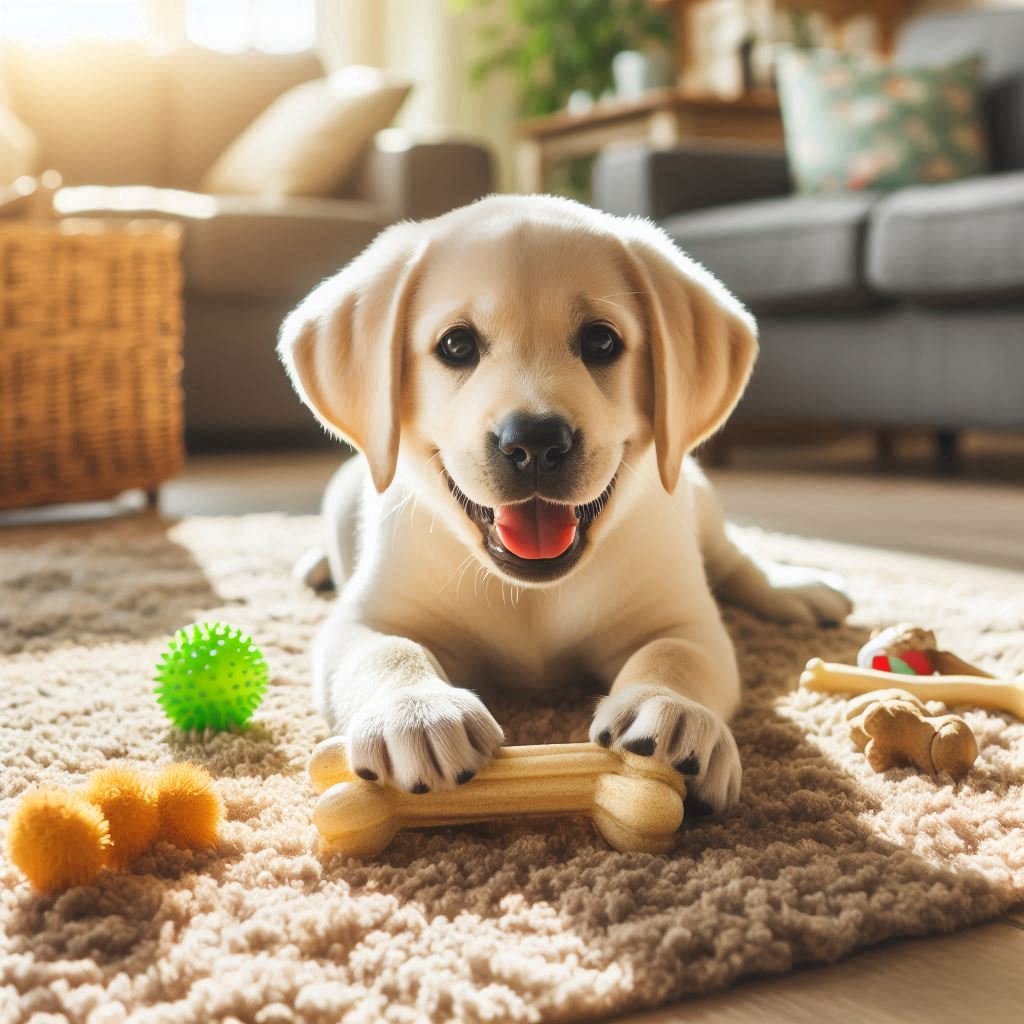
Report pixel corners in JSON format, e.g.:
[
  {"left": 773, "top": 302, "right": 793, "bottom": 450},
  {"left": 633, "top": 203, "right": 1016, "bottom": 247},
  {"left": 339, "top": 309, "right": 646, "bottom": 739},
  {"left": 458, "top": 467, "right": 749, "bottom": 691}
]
[
  {"left": 746, "top": 564, "right": 853, "bottom": 627},
  {"left": 590, "top": 685, "right": 741, "bottom": 815},
  {"left": 345, "top": 682, "right": 504, "bottom": 794}
]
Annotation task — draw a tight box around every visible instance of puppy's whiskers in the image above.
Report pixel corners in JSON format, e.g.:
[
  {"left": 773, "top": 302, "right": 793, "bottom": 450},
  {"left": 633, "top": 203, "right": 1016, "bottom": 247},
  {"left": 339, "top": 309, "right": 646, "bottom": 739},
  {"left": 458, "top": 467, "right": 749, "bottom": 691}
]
[
  {"left": 590, "top": 291, "right": 642, "bottom": 315},
  {"left": 620, "top": 458, "right": 672, "bottom": 524},
  {"left": 438, "top": 555, "right": 474, "bottom": 595},
  {"left": 620, "top": 457, "right": 662, "bottom": 492},
  {"left": 454, "top": 555, "right": 476, "bottom": 603},
  {"left": 379, "top": 490, "right": 414, "bottom": 526},
  {"left": 379, "top": 492, "right": 412, "bottom": 522}
]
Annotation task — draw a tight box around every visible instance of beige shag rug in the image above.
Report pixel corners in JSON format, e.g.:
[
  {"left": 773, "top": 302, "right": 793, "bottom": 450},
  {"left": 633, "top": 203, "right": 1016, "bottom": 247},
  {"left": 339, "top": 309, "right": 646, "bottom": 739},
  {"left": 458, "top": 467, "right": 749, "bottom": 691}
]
[{"left": 1, "top": 513, "right": 1022, "bottom": 1024}]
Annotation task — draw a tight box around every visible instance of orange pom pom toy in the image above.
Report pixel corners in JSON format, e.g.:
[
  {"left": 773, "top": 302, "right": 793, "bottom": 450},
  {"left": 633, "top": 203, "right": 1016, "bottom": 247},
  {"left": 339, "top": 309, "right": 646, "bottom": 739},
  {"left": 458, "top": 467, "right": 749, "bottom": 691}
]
[
  {"left": 7, "top": 762, "right": 221, "bottom": 893},
  {"left": 84, "top": 766, "right": 160, "bottom": 868},
  {"left": 155, "top": 763, "right": 223, "bottom": 850},
  {"left": 6, "top": 789, "right": 110, "bottom": 893}
]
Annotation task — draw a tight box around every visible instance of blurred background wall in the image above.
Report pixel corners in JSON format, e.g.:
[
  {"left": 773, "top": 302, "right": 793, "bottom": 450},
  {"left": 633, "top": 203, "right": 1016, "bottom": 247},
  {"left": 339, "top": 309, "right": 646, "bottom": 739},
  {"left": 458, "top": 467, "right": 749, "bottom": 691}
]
[{"left": 318, "top": 0, "right": 520, "bottom": 190}]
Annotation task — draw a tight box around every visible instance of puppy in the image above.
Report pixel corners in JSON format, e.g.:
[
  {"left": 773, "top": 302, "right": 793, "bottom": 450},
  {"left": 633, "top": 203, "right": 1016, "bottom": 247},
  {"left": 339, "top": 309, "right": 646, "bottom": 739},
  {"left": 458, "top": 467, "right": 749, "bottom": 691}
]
[{"left": 279, "top": 195, "right": 851, "bottom": 814}]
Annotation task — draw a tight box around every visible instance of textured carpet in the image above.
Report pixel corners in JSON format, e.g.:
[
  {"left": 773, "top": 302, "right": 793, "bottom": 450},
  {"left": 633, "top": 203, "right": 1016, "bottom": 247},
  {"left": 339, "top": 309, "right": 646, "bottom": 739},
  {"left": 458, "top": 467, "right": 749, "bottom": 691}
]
[{"left": 1, "top": 513, "right": 1022, "bottom": 1024}]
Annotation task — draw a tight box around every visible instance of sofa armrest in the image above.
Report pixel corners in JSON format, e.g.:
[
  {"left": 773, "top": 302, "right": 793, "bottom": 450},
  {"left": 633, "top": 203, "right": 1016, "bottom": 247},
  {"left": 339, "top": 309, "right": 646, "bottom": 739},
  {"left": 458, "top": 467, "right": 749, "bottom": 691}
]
[
  {"left": 54, "top": 187, "right": 393, "bottom": 298},
  {"left": 350, "top": 129, "right": 495, "bottom": 220},
  {"left": 593, "top": 144, "right": 791, "bottom": 220}
]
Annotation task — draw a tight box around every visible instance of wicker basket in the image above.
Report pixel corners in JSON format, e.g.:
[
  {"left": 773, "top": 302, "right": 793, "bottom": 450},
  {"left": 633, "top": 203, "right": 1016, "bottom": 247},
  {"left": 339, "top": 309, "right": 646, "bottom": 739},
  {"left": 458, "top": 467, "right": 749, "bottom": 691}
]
[{"left": 0, "top": 218, "right": 184, "bottom": 510}]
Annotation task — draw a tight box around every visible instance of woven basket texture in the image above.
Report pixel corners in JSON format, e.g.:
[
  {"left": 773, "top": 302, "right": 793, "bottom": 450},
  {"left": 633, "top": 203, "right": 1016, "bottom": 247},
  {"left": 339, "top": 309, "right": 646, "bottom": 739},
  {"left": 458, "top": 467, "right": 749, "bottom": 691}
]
[{"left": 0, "top": 219, "right": 184, "bottom": 510}]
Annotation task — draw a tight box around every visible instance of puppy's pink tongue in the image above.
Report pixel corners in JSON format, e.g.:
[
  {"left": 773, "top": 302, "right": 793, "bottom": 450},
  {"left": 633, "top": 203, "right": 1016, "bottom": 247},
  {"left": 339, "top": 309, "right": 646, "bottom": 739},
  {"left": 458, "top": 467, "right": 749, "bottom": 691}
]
[{"left": 494, "top": 499, "right": 578, "bottom": 560}]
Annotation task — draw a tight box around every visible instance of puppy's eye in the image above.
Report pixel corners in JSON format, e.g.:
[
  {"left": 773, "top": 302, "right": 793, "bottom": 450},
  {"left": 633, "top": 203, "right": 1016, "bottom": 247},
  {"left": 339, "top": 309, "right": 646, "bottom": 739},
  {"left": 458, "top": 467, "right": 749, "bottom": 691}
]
[
  {"left": 580, "top": 323, "right": 622, "bottom": 365},
  {"left": 436, "top": 327, "right": 479, "bottom": 367}
]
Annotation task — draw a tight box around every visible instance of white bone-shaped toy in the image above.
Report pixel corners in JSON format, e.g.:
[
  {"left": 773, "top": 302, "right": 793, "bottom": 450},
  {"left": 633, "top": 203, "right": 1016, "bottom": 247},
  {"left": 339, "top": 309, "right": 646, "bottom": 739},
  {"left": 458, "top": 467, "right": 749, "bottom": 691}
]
[
  {"left": 801, "top": 658, "right": 1024, "bottom": 719},
  {"left": 309, "top": 737, "right": 686, "bottom": 856}
]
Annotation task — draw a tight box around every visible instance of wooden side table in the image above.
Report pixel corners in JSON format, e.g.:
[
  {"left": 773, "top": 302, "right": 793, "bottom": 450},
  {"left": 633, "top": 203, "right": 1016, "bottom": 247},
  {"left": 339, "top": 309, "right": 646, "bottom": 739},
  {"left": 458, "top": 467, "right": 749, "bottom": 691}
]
[{"left": 517, "top": 89, "right": 783, "bottom": 194}]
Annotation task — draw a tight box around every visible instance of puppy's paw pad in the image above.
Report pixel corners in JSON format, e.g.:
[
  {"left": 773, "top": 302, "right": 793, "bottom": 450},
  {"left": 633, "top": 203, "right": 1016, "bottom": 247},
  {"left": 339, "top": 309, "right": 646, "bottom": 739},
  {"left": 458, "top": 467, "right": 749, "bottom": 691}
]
[
  {"left": 346, "top": 682, "right": 504, "bottom": 793},
  {"left": 590, "top": 685, "right": 741, "bottom": 815},
  {"left": 623, "top": 736, "right": 656, "bottom": 757}
]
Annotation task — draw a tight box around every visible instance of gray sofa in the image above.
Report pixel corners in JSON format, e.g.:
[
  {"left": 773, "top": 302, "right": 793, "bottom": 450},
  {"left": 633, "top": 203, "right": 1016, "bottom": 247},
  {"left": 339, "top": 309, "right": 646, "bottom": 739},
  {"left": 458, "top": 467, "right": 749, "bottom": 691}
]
[
  {"left": 593, "top": 10, "right": 1024, "bottom": 445},
  {"left": 2, "top": 42, "right": 493, "bottom": 446}
]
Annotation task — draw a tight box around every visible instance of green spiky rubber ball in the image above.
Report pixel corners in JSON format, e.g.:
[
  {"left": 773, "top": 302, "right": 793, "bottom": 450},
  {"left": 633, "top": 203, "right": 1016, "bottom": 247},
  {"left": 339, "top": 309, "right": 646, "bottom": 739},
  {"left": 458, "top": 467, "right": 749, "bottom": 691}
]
[{"left": 155, "top": 623, "right": 269, "bottom": 732}]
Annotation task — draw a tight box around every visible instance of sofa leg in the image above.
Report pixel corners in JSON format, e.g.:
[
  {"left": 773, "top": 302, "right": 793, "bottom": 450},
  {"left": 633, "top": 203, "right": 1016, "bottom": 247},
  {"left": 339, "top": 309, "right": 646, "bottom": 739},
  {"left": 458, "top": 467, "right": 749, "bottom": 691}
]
[
  {"left": 702, "top": 433, "right": 733, "bottom": 468},
  {"left": 874, "top": 429, "right": 897, "bottom": 470},
  {"left": 934, "top": 430, "right": 961, "bottom": 474}
]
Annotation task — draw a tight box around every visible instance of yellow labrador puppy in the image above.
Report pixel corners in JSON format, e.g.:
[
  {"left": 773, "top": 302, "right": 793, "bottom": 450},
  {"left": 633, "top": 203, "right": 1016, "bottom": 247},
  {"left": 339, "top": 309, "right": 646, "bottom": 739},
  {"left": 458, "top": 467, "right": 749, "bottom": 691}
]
[{"left": 279, "top": 195, "right": 850, "bottom": 814}]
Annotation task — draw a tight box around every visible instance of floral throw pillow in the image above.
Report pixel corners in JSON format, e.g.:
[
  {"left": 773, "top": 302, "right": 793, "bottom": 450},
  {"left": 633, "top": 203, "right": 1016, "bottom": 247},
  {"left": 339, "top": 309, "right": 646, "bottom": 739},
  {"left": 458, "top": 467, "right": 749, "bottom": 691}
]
[{"left": 776, "top": 49, "right": 990, "bottom": 193}]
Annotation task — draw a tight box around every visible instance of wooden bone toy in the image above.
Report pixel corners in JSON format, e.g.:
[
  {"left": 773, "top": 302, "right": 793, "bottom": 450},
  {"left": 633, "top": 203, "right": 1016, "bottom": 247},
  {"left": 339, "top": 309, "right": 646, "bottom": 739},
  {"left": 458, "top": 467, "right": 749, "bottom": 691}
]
[{"left": 309, "top": 738, "right": 686, "bottom": 856}]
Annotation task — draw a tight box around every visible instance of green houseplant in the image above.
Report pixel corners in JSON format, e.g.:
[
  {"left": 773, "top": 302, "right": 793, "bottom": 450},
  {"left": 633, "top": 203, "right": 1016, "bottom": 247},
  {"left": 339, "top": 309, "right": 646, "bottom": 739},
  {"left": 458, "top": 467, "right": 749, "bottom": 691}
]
[{"left": 455, "top": 0, "right": 674, "bottom": 117}]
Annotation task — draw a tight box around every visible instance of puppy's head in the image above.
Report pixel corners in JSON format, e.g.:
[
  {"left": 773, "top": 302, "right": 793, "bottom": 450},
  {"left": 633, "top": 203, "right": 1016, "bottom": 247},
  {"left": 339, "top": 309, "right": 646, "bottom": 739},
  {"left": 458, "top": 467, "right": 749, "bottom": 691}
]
[{"left": 279, "top": 195, "right": 756, "bottom": 586}]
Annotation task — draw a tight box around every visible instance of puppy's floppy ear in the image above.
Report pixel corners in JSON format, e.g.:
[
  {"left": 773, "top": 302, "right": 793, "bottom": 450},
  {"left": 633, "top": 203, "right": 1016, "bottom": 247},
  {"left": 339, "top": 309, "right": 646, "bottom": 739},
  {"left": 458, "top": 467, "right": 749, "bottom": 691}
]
[
  {"left": 278, "top": 222, "right": 427, "bottom": 492},
  {"left": 623, "top": 222, "right": 758, "bottom": 493}
]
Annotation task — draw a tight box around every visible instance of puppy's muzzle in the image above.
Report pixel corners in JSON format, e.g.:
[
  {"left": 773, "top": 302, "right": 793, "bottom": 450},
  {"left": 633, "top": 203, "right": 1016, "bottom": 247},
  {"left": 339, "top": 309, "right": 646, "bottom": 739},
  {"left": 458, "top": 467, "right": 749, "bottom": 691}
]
[
  {"left": 495, "top": 412, "right": 575, "bottom": 476},
  {"left": 448, "top": 410, "right": 615, "bottom": 582},
  {"left": 488, "top": 412, "right": 584, "bottom": 503}
]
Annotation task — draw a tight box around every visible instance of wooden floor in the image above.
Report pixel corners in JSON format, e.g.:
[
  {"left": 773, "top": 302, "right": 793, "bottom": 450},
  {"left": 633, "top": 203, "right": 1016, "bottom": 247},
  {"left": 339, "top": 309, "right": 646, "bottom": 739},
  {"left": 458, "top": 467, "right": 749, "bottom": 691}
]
[
  {"left": 622, "top": 918, "right": 1024, "bottom": 1024},
  {"left": 4, "top": 435, "right": 1023, "bottom": 1021},
  {"left": 710, "top": 430, "right": 1024, "bottom": 572}
]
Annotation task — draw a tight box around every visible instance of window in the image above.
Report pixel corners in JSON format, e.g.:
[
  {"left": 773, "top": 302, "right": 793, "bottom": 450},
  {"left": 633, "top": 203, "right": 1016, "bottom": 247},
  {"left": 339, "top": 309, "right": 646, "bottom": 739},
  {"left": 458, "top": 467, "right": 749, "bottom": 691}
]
[
  {"left": 0, "top": 0, "right": 317, "bottom": 51},
  {"left": 187, "top": 0, "right": 317, "bottom": 53},
  {"left": 0, "top": 1, "right": 146, "bottom": 42}
]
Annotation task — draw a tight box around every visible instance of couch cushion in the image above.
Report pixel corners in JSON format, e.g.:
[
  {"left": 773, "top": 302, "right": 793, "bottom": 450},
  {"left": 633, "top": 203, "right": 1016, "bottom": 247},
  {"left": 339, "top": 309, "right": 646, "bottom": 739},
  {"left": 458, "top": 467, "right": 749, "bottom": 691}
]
[
  {"left": 55, "top": 186, "right": 389, "bottom": 300},
  {"left": 898, "top": 10, "right": 1024, "bottom": 172},
  {"left": 163, "top": 47, "right": 323, "bottom": 191},
  {"left": 201, "top": 66, "right": 410, "bottom": 198},
  {"left": 866, "top": 171, "right": 1024, "bottom": 301},
  {"left": 0, "top": 42, "right": 165, "bottom": 186},
  {"left": 662, "top": 193, "right": 879, "bottom": 312},
  {"left": 776, "top": 49, "right": 990, "bottom": 194}
]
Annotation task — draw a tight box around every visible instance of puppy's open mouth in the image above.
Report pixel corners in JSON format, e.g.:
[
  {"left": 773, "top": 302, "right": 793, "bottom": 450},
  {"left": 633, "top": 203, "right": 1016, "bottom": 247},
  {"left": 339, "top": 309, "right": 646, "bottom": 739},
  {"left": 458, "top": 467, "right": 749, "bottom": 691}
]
[{"left": 444, "top": 472, "right": 616, "bottom": 582}]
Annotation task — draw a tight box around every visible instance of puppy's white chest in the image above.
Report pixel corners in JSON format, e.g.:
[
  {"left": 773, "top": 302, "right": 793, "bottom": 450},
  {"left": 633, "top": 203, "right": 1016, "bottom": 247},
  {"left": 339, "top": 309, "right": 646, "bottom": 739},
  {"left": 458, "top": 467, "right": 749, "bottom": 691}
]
[{"left": 401, "top": 588, "right": 595, "bottom": 691}]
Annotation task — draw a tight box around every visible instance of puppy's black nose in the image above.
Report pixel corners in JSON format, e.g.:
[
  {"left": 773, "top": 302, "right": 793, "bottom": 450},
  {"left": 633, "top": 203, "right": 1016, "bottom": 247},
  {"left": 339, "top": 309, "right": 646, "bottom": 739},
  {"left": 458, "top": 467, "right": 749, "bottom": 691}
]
[{"left": 496, "top": 413, "right": 574, "bottom": 475}]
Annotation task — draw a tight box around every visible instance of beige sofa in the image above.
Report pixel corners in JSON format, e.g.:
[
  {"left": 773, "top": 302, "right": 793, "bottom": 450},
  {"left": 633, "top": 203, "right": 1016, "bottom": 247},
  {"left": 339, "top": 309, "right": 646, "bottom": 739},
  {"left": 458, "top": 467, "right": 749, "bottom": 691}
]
[{"left": 1, "top": 42, "right": 493, "bottom": 445}]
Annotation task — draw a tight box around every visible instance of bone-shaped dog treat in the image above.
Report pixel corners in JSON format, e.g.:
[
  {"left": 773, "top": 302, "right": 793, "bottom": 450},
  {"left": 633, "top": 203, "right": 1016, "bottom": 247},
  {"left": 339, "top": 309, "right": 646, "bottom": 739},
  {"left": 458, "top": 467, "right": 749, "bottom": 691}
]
[
  {"left": 800, "top": 659, "right": 1024, "bottom": 719},
  {"left": 845, "top": 689, "right": 978, "bottom": 778},
  {"left": 308, "top": 737, "right": 686, "bottom": 856}
]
